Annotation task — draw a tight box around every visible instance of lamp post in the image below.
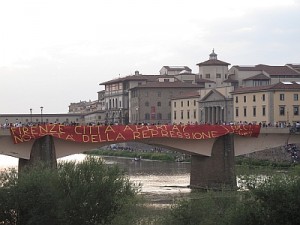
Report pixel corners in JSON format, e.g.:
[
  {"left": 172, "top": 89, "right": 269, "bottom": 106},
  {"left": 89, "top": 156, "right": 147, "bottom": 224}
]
[
  {"left": 119, "top": 108, "right": 122, "bottom": 125},
  {"left": 135, "top": 106, "right": 138, "bottom": 124},
  {"left": 40, "top": 106, "right": 43, "bottom": 123},
  {"left": 30, "top": 108, "right": 32, "bottom": 123}
]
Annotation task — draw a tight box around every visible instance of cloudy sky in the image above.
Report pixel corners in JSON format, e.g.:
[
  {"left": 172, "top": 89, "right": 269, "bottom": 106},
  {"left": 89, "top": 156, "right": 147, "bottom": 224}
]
[{"left": 0, "top": 0, "right": 299, "bottom": 114}]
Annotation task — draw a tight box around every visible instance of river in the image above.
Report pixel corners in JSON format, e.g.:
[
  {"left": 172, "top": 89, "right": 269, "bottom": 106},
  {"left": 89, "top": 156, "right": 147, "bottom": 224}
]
[{"left": 0, "top": 154, "right": 191, "bottom": 205}]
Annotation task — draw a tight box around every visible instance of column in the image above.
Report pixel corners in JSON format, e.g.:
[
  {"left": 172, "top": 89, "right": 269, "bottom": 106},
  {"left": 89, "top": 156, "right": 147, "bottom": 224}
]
[
  {"left": 19, "top": 135, "right": 57, "bottom": 173},
  {"left": 190, "top": 134, "right": 236, "bottom": 190}
]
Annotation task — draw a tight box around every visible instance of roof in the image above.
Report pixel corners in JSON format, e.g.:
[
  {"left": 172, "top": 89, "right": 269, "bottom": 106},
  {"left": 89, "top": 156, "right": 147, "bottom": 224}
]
[
  {"left": 243, "top": 73, "right": 270, "bottom": 81},
  {"left": 130, "top": 81, "right": 202, "bottom": 89},
  {"left": 232, "top": 82, "right": 300, "bottom": 94},
  {"left": 200, "top": 89, "right": 226, "bottom": 102},
  {"left": 99, "top": 74, "right": 159, "bottom": 85},
  {"left": 287, "top": 64, "right": 300, "bottom": 73},
  {"left": 197, "top": 59, "right": 230, "bottom": 66},
  {"left": 223, "top": 76, "right": 239, "bottom": 83},
  {"left": 171, "top": 91, "right": 200, "bottom": 100},
  {"left": 161, "top": 66, "right": 192, "bottom": 72},
  {"left": 232, "top": 64, "right": 300, "bottom": 76},
  {"left": 195, "top": 77, "right": 216, "bottom": 83}
]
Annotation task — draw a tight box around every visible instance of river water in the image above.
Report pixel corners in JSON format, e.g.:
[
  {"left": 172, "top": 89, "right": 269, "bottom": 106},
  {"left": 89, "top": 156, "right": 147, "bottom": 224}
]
[{"left": 0, "top": 154, "right": 191, "bottom": 204}]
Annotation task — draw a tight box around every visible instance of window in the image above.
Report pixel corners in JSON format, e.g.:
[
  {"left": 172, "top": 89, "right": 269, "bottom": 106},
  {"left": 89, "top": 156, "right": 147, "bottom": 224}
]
[
  {"left": 174, "top": 111, "right": 177, "bottom": 120},
  {"left": 157, "top": 102, "right": 161, "bottom": 107},
  {"left": 157, "top": 113, "right": 162, "bottom": 120},
  {"left": 253, "top": 95, "right": 256, "bottom": 102},
  {"left": 145, "top": 101, "right": 149, "bottom": 107},
  {"left": 187, "top": 101, "right": 190, "bottom": 107},
  {"left": 194, "top": 100, "right": 196, "bottom": 106},
  {"left": 145, "top": 113, "right": 150, "bottom": 120},
  {"left": 244, "top": 96, "right": 247, "bottom": 103},
  {"left": 262, "top": 94, "right": 265, "bottom": 101},
  {"left": 235, "top": 96, "right": 238, "bottom": 103},
  {"left": 280, "top": 94, "right": 285, "bottom": 101},
  {"left": 235, "top": 107, "right": 239, "bottom": 117},
  {"left": 174, "top": 102, "right": 176, "bottom": 108},
  {"left": 294, "top": 94, "right": 299, "bottom": 101},
  {"left": 194, "top": 110, "right": 197, "bottom": 119},
  {"left": 253, "top": 107, "right": 256, "bottom": 117},
  {"left": 216, "top": 73, "right": 221, "bottom": 78},
  {"left": 243, "top": 107, "right": 247, "bottom": 117},
  {"left": 279, "top": 106, "right": 285, "bottom": 116},
  {"left": 158, "top": 92, "right": 161, "bottom": 97},
  {"left": 180, "top": 110, "right": 184, "bottom": 119},
  {"left": 187, "top": 110, "right": 190, "bottom": 119},
  {"left": 181, "top": 101, "right": 183, "bottom": 107},
  {"left": 205, "top": 74, "right": 210, "bottom": 79},
  {"left": 169, "top": 101, "right": 171, "bottom": 106},
  {"left": 294, "top": 106, "right": 299, "bottom": 116},
  {"left": 262, "top": 106, "right": 266, "bottom": 116}
]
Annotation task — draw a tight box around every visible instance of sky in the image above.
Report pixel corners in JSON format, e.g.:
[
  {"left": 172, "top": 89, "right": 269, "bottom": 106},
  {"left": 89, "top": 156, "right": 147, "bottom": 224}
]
[{"left": 0, "top": 0, "right": 300, "bottom": 114}]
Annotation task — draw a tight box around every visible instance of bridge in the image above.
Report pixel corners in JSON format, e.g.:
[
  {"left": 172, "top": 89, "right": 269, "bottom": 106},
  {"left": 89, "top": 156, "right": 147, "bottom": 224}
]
[{"left": 0, "top": 124, "right": 298, "bottom": 189}]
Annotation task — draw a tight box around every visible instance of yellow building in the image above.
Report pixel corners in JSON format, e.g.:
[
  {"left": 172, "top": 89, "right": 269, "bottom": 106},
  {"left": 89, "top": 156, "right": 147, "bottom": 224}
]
[
  {"left": 232, "top": 82, "right": 300, "bottom": 126},
  {"left": 171, "top": 92, "right": 200, "bottom": 124}
]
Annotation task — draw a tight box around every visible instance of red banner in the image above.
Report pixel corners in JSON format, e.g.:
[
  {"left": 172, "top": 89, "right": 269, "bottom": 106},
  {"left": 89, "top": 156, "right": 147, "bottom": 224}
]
[{"left": 10, "top": 124, "right": 261, "bottom": 144}]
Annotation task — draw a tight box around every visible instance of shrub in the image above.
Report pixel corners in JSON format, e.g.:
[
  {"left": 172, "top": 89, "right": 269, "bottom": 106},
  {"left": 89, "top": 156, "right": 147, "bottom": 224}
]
[{"left": 0, "top": 156, "right": 140, "bottom": 225}]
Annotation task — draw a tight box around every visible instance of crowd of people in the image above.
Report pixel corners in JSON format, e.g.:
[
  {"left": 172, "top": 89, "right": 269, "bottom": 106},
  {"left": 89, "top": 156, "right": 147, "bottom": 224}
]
[
  {"left": 284, "top": 143, "right": 300, "bottom": 163},
  {"left": 1, "top": 120, "right": 300, "bottom": 130}
]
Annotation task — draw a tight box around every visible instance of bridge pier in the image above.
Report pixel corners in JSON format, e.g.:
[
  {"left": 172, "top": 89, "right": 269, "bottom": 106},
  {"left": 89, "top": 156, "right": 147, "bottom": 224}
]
[
  {"left": 18, "top": 135, "right": 57, "bottom": 173},
  {"left": 190, "top": 134, "right": 236, "bottom": 190}
]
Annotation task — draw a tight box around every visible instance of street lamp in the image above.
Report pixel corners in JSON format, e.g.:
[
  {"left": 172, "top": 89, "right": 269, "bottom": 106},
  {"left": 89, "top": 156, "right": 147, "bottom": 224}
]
[
  {"left": 135, "top": 106, "right": 139, "bottom": 124},
  {"left": 40, "top": 106, "right": 44, "bottom": 123},
  {"left": 30, "top": 108, "right": 32, "bottom": 123},
  {"left": 119, "top": 108, "right": 122, "bottom": 124}
]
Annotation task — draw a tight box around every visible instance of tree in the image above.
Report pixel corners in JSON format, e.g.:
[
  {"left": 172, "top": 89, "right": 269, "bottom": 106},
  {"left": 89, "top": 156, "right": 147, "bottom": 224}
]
[{"left": 0, "top": 156, "right": 140, "bottom": 225}]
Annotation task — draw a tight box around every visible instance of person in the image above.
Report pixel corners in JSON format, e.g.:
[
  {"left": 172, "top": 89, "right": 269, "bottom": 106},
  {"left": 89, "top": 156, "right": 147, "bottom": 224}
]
[{"left": 296, "top": 121, "right": 300, "bottom": 132}]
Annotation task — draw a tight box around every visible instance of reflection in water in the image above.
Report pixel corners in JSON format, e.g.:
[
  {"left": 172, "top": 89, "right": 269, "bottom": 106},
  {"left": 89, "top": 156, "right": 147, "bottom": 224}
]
[{"left": 103, "top": 157, "right": 191, "bottom": 194}]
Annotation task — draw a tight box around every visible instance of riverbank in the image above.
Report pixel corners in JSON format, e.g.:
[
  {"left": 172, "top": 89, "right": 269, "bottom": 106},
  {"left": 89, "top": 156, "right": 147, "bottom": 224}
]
[{"left": 86, "top": 149, "right": 190, "bottom": 162}]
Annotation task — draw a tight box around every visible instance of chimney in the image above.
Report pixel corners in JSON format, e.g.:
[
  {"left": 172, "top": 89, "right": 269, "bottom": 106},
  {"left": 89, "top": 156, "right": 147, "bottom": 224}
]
[{"left": 135, "top": 71, "right": 139, "bottom": 76}]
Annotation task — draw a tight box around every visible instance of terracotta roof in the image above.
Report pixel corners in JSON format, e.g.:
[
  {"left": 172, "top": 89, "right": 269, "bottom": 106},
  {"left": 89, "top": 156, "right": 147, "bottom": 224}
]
[
  {"left": 196, "top": 59, "right": 230, "bottom": 66},
  {"left": 286, "top": 64, "right": 300, "bottom": 73},
  {"left": 243, "top": 73, "right": 270, "bottom": 81},
  {"left": 130, "top": 81, "right": 202, "bottom": 89},
  {"left": 171, "top": 91, "right": 200, "bottom": 100},
  {"left": 161, "top": 66, "right": 191, "bottom": 72},
  {"left": 232, "top": 64, "right": 300, "bottom": 76},
  {"left": 195, "top": 78, "right": 216, "bottom": 83},
  {"left": 100, "top": 75, "right": 161, "bottom": 85},
  {"left": 223, "top": 77, "right": 239, "bottom": 83},
  {"left": 232, "top": 82, "right": 300, "bottom": 94}
]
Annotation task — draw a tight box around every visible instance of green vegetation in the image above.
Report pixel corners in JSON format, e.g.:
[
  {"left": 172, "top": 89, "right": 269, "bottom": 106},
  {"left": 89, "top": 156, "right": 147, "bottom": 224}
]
[
  {"left": 0, "top": 157, "right": 141, "bottom": 225},
  {"left": 160, "top": 171, "right": 300, "bottom": 225},
  {"left": 87, "top": 149, "right": 189, "bottom": 162},
  {"left": 2, "top": 154, "right": 300, "bottom": 225}
]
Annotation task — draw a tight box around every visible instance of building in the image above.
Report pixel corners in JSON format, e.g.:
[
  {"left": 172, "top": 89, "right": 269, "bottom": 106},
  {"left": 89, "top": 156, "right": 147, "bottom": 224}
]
[
  {"left": 196, "top": 49, "right": 231, "bottom": 87},
  {"left": 199, "top": 86, "right": 234, "bottom": 124},
  {"left": 129, "top": 77, "right": 202, "bottom": 124},
  {"left": 159, "top": 66, "right": 192, "bottom": 75},
  {"left": 231, "top": 81, "right": 300, "bottom": 126},
  {"left": 69, "top": 100, "right": 99, "bottom": 114},
  {"left": 227, "top": 64, "right": 300, "bottom": 87},
  {"left": 171, "top": 91, "right": 200, "bottom": 124},
  {"left": 99, "top": 71, "right": 160, "bottom": 124}
]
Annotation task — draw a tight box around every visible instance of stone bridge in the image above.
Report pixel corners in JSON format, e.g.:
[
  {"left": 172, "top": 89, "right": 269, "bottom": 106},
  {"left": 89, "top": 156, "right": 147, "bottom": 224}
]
[{"left": 0, "top": 125, "right": 298, "bottom": 189}]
